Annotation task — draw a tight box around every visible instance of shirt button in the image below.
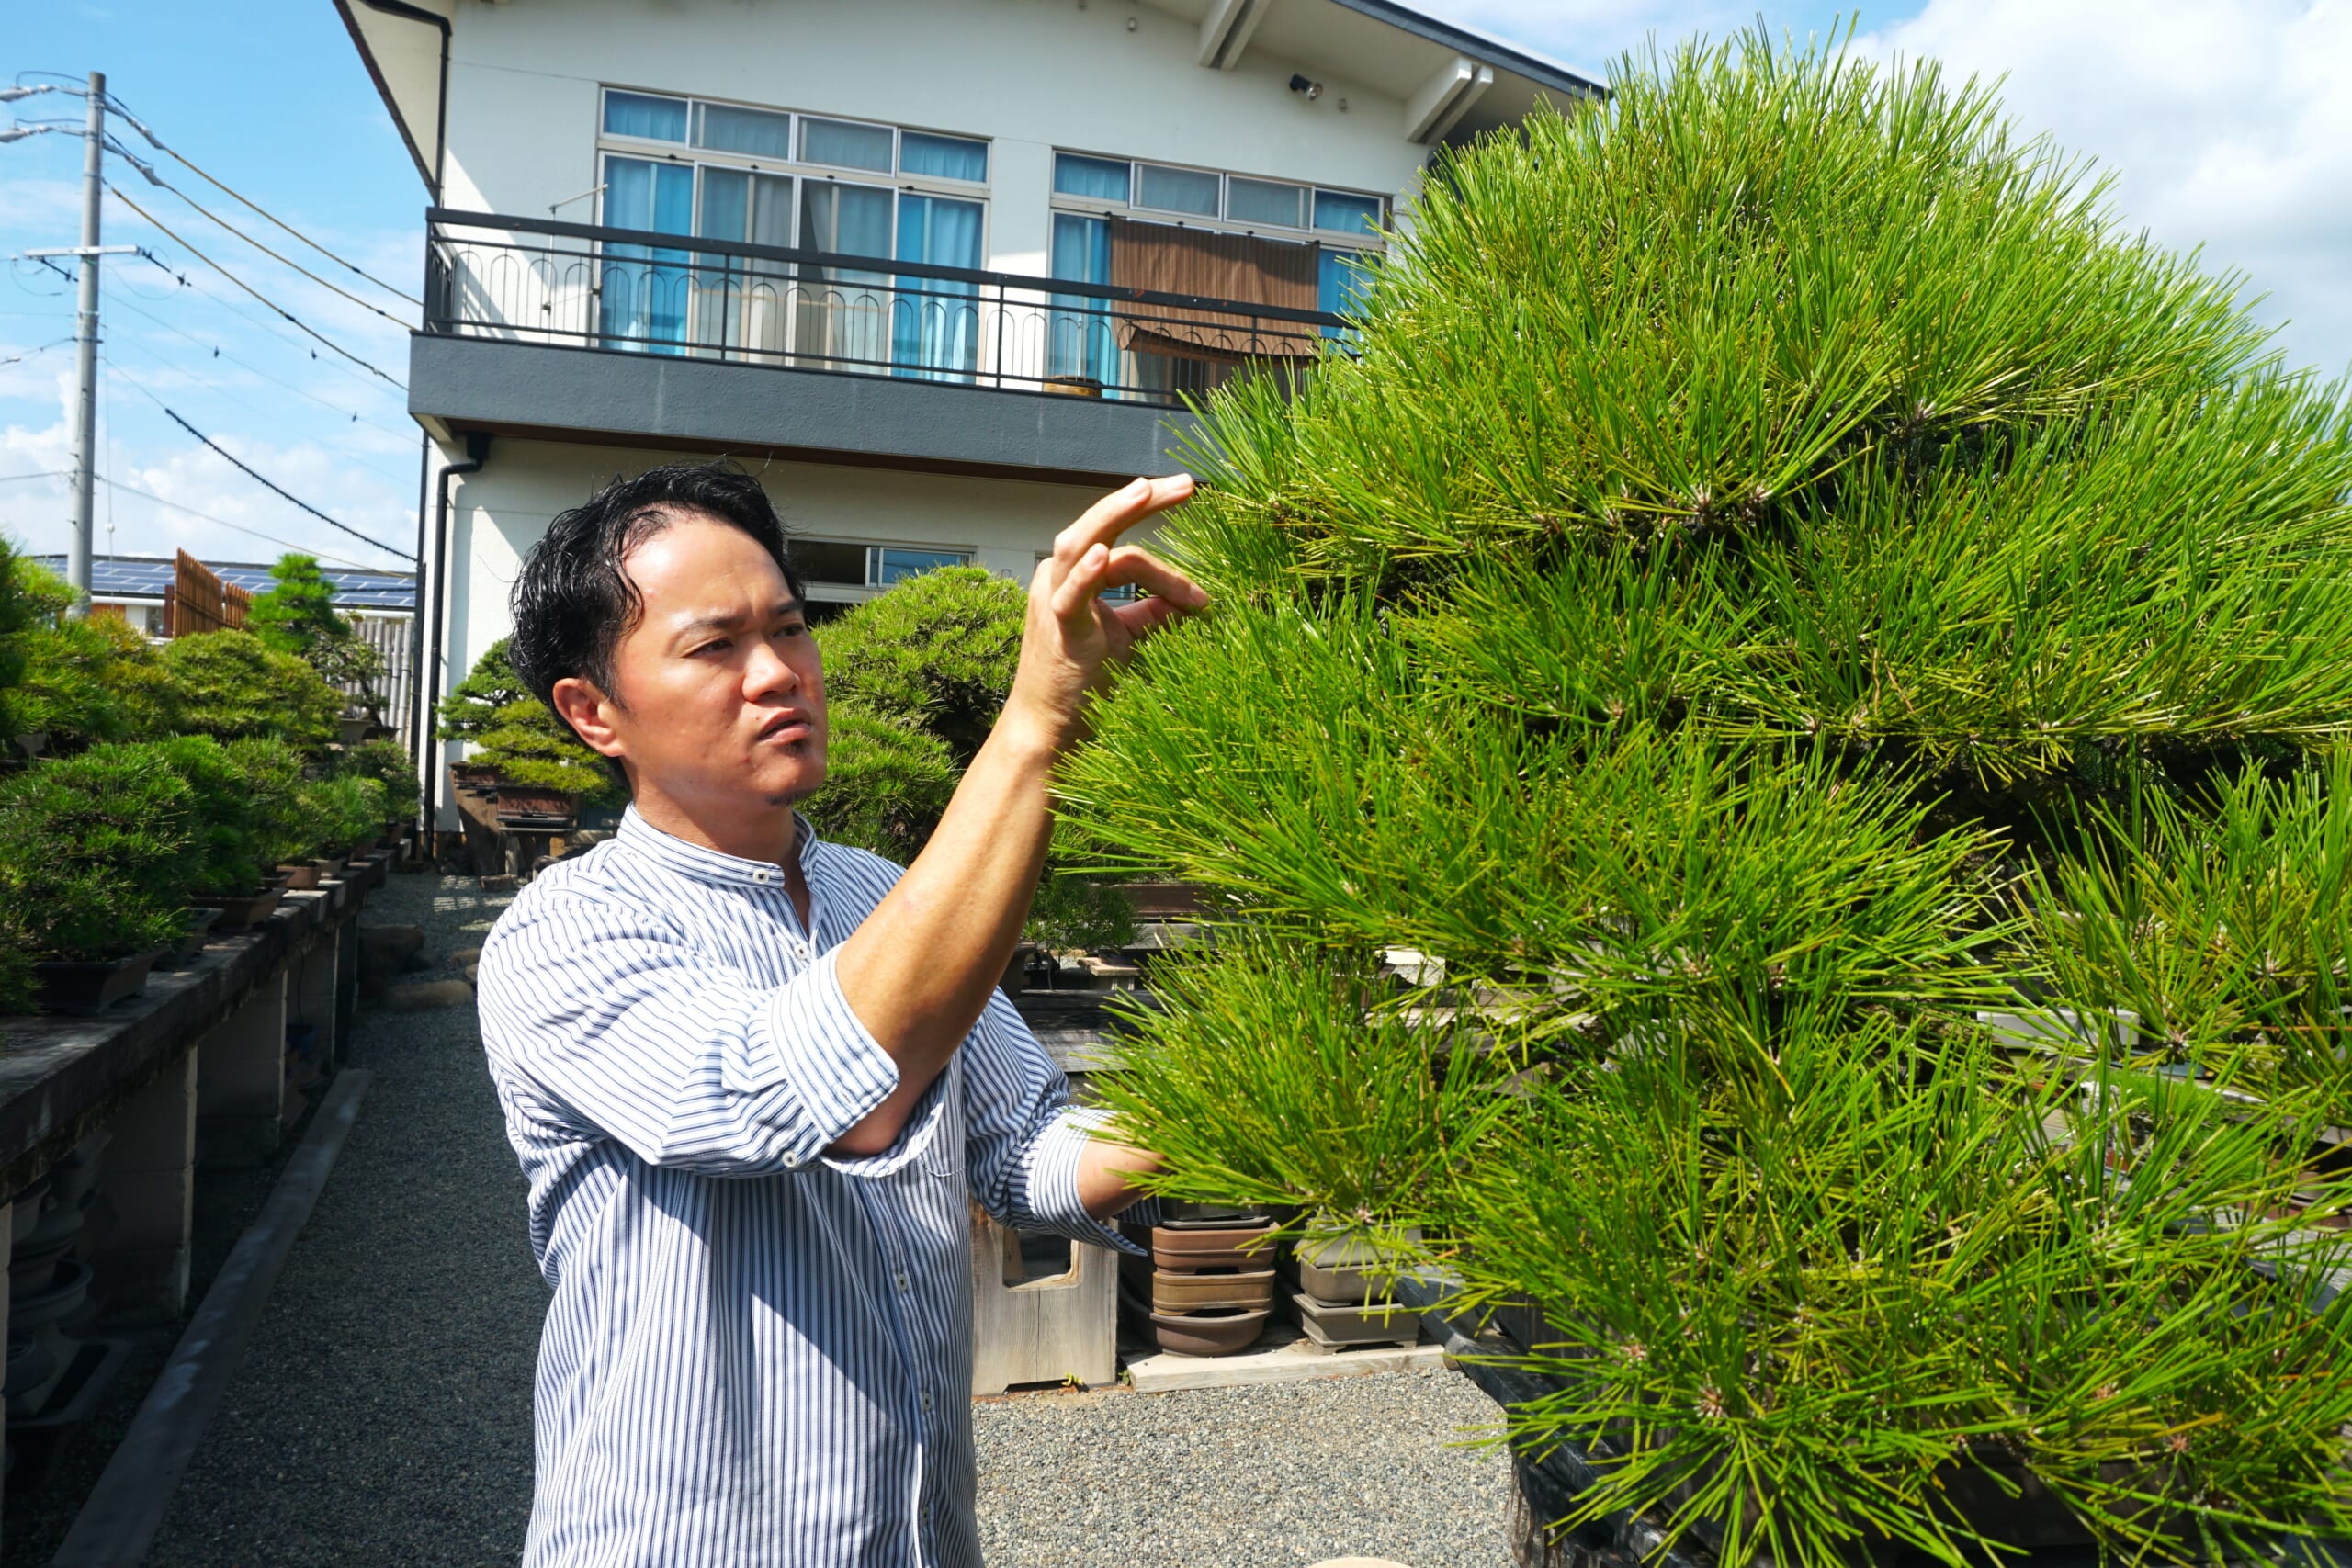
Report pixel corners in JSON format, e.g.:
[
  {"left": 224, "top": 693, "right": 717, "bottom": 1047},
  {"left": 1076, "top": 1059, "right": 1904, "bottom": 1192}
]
[
  {"left": 920, "top": 1389, "right": 933, "bottom": 1412},
  {"left": 894, "top": 1271, "right": 910, "bottom": 1292}
]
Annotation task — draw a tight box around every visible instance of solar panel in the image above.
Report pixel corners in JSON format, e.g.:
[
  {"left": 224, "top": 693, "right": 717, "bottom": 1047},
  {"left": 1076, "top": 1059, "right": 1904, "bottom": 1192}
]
[{"left": 29, "top": 555, "right": 416, "bottom": 611}]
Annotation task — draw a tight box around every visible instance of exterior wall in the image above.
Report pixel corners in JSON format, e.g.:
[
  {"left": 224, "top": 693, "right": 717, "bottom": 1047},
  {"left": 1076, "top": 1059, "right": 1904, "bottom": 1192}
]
[
  {"left": 426, "top": 437, "right": 1125, "bottom": 826},
  {"left": 437, "top": 0, "right": 1432, "bottom": 275}
]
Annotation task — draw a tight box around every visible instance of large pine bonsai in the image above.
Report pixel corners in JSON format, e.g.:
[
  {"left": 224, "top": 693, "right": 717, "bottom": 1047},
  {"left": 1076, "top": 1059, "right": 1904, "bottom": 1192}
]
[{"left": 1061, "top": 34, "right": 2352, "bottom": 1566}]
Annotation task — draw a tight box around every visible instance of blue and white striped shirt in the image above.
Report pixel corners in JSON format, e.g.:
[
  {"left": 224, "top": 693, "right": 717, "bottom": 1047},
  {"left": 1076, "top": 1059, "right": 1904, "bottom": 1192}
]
[{"left": 477, "top": 807, "right": 1135, "bottom": 1568}]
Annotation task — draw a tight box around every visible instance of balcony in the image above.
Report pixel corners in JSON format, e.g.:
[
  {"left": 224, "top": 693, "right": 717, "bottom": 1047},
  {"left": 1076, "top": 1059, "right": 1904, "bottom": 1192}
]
[{"left": 411, "top": 209, "right": 1351, "bottom": 482}]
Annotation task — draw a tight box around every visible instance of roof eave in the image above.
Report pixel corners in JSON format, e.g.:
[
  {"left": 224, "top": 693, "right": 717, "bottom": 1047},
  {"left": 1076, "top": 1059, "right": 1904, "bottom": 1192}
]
[{"left": 1321, "top": 0, "right": 1608, "bottom": 101}]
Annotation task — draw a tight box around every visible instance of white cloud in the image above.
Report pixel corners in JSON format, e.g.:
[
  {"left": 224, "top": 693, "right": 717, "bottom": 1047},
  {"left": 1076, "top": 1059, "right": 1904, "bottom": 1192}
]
[{"left": 1854, "top": 0, "right": 2352, "bottom": 380}]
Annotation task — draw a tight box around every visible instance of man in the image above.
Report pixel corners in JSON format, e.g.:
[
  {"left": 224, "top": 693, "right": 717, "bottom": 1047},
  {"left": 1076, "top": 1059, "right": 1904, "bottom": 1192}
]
[{"left": 475, "top": 460, "right": 1202, "bottom": 1566}]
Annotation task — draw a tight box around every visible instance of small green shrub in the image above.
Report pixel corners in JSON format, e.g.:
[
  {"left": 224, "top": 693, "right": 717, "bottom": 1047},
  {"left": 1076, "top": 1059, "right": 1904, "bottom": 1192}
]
[
  {"left": 0, "top": 743, "right": 198, "bottom": 962},
  {"left": 225, "top": 737, "right": 314, "bottom": 868},
  {"left": 345, "top": 737, "right": 420, "bottom": 819},
  {"left": 807, "top": 568, "right": 1128, "bottom": 949},
  {"left": 300, "top": 773, "right": 389, "bottom": 853},
  {"left": 162, "top": 631, "right": 341, "bottom": 751},
  {"left": 147, "top": 734, "right": 264, "bottom": 896}
]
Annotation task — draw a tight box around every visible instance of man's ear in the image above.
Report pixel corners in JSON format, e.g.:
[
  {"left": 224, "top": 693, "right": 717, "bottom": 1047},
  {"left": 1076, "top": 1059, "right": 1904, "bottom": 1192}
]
[{"left": 550, "top": 675, "right": 626, "bottom": 760}]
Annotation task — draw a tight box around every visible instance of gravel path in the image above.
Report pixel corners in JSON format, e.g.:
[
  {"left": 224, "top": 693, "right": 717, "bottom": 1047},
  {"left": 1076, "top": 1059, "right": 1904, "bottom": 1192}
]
[{"left": 118, "top": 872, "right": 1509, "bottom": 1568}]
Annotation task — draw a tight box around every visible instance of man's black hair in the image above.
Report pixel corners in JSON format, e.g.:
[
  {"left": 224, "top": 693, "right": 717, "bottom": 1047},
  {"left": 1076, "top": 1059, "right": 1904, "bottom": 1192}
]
[{"left": 506, "top": 460, "right": 804, "bottom": 731}]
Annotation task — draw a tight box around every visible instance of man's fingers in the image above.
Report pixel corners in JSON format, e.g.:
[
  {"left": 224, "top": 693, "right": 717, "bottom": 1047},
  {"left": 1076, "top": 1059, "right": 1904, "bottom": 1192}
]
[
  {"left": 1100, "top": 545, "right": 1207, "bottom": 610},
  {"left": 1106, "top": 592, "right": 1191, "bottom": 644},
  {"left": 1052, "top": 474, "right": 1195, "bottom": 569},
  {"left": 1050, "top": 542, "right": 1112, "bottom": 623}
]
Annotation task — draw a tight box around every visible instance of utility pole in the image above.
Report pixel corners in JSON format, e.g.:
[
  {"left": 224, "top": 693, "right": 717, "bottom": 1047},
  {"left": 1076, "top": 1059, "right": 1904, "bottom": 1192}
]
[{"left": 65, "top": 70, "right": 107, "bottom": 618}]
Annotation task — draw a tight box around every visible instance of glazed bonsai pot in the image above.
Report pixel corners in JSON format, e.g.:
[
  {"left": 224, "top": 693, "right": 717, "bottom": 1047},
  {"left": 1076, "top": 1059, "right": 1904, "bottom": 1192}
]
[
  {"left": 1149, "top": 1221, "right": 1278, "bottom": 1273},
  {"left": 160, "top": 906, "right": 221, "bottom": 968},
  {"left": 310, "top": 856, "right": 347, "bottom": 881},
  {"left": 1148, "top": 1305, "right": 1269, "bottom": 1357},
  {"left": 1292, "top": 1292, "right": 1419, "bottom": 1347},
  {"left": 193, "top": 886, "right": 283, "bottom": 931},
  {"left": 1152, "top": 1267, "right": 1276, "bottom": 1314},
  {"left": 34, "top": 949, "right": 167, "bottom": 1017},
  {"left": 277, "top": 863, "right": 321, "bottom": 891}
]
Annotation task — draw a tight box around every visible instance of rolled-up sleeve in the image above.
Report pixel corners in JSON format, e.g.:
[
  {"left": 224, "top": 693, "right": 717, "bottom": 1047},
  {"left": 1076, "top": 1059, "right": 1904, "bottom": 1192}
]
[
  {"left": 478, "top": 890, "right": 899, "bottom": 1175},
  {"left": 959, "top": 990, "right": 1150, "bottom": 1254}
]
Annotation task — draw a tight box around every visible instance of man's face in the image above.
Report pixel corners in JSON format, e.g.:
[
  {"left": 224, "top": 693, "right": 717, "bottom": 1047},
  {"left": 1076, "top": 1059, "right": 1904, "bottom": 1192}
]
[{"left": 582, "top": 512, "right": 827, "bottom": 815}]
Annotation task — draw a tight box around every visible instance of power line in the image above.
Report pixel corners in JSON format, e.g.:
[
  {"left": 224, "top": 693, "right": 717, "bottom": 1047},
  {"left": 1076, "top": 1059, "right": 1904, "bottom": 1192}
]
[
  {"left": 103, "top": 289, "right": 414, "bottom": 441},
  {"left": 150, "top": 400, "right": 414, "bottom": 560},
  {"left": 112, "top": 143, "right": 416, "bottom": 330},
  {"left": 128, "top": 250, "right": 404, "bottom": 405},
  {"left": 98, "top": 98, "right": 421, "bottom": 308},
  {"left": 96, "top": 474, "right": 385, "bottom": 570},
  {"left": 107, "top": 184, "right": 405, "bottom": 389},
  {"left": 0, "top": 335, "right": 74, "bottom": 367},
  {"left": 102, "top": 344, "right": 416, "bottom": 488},
  {"left": 0, "top": 469, "right": 69, "bottom": 483}
]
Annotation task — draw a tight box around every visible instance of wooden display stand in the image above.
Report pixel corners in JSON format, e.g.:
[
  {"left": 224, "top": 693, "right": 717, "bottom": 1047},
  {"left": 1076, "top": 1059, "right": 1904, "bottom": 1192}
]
[{"left": 968, "top": 1204, "right": 1116, "bottom": 1394}]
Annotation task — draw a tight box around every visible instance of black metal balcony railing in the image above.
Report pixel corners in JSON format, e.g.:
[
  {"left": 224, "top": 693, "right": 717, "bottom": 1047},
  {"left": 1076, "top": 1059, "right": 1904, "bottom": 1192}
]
[{"left": 423, "top": 209, "right": 1352, "bottom": 408}]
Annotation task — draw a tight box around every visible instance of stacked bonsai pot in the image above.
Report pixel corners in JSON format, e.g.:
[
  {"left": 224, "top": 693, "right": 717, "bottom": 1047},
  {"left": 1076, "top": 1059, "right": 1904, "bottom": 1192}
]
[
  {"left": 1284, "top": 1224, "right": 1420, "bottom": 1351},
  {"left": 1122, "top": 1202, "right": 1279, "bottom": 1356}
]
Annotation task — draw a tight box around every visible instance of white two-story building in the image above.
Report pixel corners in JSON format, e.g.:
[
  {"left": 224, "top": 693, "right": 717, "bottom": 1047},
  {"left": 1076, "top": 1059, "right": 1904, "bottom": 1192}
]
[{"left": 334, "top": 0, "right": 1599, "bottom": 827}]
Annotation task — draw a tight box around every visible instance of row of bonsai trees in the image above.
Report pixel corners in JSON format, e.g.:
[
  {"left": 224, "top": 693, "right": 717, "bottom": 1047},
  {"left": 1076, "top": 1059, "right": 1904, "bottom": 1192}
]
[{"left": 0, "top": 547, "right": 415, "bottom": 1016}]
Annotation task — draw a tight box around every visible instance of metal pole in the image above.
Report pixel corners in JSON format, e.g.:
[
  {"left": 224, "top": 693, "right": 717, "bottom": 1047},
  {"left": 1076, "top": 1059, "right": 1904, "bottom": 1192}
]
[{"left": 65, "top": 70, "right": 107, "bottom": 618}]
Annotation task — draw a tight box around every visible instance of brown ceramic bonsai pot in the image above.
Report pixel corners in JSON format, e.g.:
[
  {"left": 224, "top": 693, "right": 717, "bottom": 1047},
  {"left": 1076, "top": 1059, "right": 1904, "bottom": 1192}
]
[
  {"left": 277, "top": 863, "right": 320, "bottom": 891},
  {"left": 1151, "top": 1267, "right": 1275, "bottom": 1314},
  {"left": 194, "top": 886, "right": 284, "bottom": 931},
  {"left": 1149, "top": 1221, "right": 1277, "bottom": 1273},
  {"left": 34, "top": 949, "right": 168, "bottom": 1016},
  {"left": 1291, "top": 1256, "right": 1384, "bottom": 1305},
  {"left": 1148, "top": 1306, "right": 1269, "bottom": 1357}
]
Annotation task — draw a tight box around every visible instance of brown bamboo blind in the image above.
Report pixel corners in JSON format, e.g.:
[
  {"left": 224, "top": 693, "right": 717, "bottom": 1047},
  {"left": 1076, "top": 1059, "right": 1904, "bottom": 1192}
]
[
  {"left": 1108, "top": 219, "right": 1319, "bottom": 362},
  {"left": 166, "top": 549, "right": 250, "bottom": 637}
]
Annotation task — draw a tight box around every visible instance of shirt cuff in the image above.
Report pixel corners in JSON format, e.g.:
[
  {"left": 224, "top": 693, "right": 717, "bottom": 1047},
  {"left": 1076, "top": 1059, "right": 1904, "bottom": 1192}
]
[
  {"left": 1020, "top": 1106, "right": 1150, "bottom": 1257},
  {"left": 764, "top": 945, "right": 899, "bottom": 1156}
]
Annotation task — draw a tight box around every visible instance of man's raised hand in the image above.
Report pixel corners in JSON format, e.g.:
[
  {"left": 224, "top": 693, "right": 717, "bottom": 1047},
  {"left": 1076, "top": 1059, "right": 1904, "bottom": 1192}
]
[{"left": 1007, "top": 474, "right": 1204, "bottom": 751}]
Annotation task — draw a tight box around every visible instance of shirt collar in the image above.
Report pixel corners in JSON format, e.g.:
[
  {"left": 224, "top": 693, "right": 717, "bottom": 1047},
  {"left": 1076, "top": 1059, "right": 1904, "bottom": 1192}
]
[{"left": 614, "top": 804, "right": 819, "bottom": 891}]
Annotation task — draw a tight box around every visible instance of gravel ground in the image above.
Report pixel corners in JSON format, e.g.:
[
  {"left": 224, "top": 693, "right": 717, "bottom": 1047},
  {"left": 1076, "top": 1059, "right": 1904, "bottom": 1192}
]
[
  {"left": 975, "top": 1371, "right": 1514, "bottom": 1568},
  {"left": 75, "top": 870, "right": 1510, "bottom": 1568}
]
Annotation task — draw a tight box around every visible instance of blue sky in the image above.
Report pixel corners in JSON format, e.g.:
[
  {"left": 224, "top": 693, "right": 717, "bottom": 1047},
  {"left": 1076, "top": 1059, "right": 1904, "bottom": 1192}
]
[{"left": 2, "top": 1, "right": 2344, "bottom": 571}]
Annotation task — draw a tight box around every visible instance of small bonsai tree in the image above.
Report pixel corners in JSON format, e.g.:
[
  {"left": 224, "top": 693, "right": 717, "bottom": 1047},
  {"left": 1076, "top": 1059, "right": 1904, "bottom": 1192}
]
[
  {"left": 808, "top": 566, "right": 1133, "bottom": 950},
  {"left": 438, "top": 637, "right": 624, "bottom": 807},
  {"left": 0, "top": 742, "right": 198, "bottom": 964},
  {"left": 299, "top": 773, "right": 390, "bottom": 855},
  {"left": 147, "top": 734, "right": 263, "bottom": 896},
  {"left": 161, "top": 630, "right": 343, "bottom": 752},
  {"left": 344, "top": 736, "right": 420, "bottom": 822},
  {"left": 226, "top": 738, "right": 316, "bottom": 872},
  {"left": 1062, "top": 33, "right": 2352, "bottom": 1567},
  {"left": 248, "top": 553, "right": 386, "bottom": 721}
]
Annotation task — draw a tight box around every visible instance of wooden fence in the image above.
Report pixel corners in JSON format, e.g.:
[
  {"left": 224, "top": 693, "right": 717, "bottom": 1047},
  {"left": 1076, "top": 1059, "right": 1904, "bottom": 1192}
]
[{"left": 164, "top": 550, "right": 250, "bottom": 637}]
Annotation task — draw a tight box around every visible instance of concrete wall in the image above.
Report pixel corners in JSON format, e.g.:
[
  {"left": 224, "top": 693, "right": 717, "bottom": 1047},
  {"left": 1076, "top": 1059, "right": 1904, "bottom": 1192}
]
[{"left": 437, "top": 0, "right": 1432, "bottom": 275}]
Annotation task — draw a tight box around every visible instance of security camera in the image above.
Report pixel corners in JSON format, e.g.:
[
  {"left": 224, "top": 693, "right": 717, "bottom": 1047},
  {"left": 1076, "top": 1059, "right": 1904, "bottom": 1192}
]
[{"left": 1289, "top": 73, "right": 1323, "bottom": 99}]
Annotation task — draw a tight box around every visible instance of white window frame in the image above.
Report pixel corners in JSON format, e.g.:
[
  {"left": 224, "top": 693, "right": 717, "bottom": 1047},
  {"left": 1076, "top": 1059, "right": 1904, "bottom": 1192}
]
[{"left": 1047, "top": 148, "right": 1386, "bottom": 253}]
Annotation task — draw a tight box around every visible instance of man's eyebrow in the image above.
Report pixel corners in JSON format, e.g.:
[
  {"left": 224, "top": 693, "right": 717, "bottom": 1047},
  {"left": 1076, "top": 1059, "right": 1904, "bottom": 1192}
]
[{"left": 669, "top": 600, "right": 805, "bottom": 639}]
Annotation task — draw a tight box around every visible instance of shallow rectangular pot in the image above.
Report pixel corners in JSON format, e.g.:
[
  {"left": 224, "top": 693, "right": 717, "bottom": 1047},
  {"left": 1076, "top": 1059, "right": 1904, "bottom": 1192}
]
[
  {"left": 159, "top": 906, "right": 221, "bottom": 968},
  {"left": 277, "top": 863, "right": 320, "bottom": 891},
  {"left": 1290, "top": 1257, "right": 1385, "bottom": 1306},
  {"left": 193, "top": 886, "right": 283, "bottom": 931},
  {"left": 34, "top": 949, "right": 167, "bottom": 1017},
  {"left": 1152, "top": 1267, "right": 1275, "bottom": 1314},
  {"left": 1292, "top": 1292, "right": 1420, "bottom": 1346}
]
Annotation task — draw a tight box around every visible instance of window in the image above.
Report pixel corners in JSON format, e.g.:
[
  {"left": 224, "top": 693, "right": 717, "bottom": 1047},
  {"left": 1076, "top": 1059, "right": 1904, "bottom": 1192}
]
[
  {"left": 1136, "top": 164, "right": 1220, "bottom": 217},
  {"left": 695, "top": 101, "right": 793, "bottom": 158},
  {"left": 900, "top": 131, "right": 988, "bottom": 183},
  {"left": 801, "top": 117, "right": 895, "bottom": 173},
  {"left": 1227, "top": 177, "right": 1306, "bottom": 228},
  {"left": 604, "top": 90, "right": 687, "bottom": 141},
  {"left": 1052, "top": 151, "right": 1384, "bottom": 242},
  {"left": 869, "top": 547, "right": 967, "bottom": 585},
  {"left": 594, "top": 89, "right": 992, "bottom": 378},
  {"left": 1053, "top": 154, "right": 1130, "bottom": 202}
]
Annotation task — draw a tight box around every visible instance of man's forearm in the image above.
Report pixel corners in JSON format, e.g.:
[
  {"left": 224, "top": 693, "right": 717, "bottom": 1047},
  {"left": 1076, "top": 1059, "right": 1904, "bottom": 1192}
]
[
  {"left": 1077, "top": 1136, "right": 1163, "bottom": 1222},
  {"left": 826, "top": 713, "right": 1062, "bottom": 1156}
]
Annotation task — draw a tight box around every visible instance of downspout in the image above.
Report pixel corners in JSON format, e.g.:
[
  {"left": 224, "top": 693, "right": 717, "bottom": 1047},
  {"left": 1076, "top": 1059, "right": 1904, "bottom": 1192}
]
[
  {"left": 355, "top": 0, "right": 451, "bottom": 201},
  {"left": 406, "top": 429, "right": 430, "bottom": 832},
  {"left": 423, "top": 432, "right": 489, "bottom": 845}
]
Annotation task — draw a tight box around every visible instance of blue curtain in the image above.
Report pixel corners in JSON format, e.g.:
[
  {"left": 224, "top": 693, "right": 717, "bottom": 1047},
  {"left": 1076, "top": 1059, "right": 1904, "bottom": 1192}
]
[
  {"left": 1317, "top": 247, "right": 1375, "bottom": 342},
  {"left": 599, "top": 157, "right": 695, "bottom": 354},
  {"left": 900, "top": 132, "right": 988, "bottom": 183},
  {"left": 893, "top": 195, "right": 983, "bottom": 379},
  {"left": 1053, "top": 154, "right": 1131, "bottom": 202},
  {"left": 798, "top": 183, "right": 894, "bottom": 369},
  {"left": 1048, "top": 213, "right": 1118, "bottom": 389},
  {"left": 602, "top": 91, "right": 686, "bottom": 141}
]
